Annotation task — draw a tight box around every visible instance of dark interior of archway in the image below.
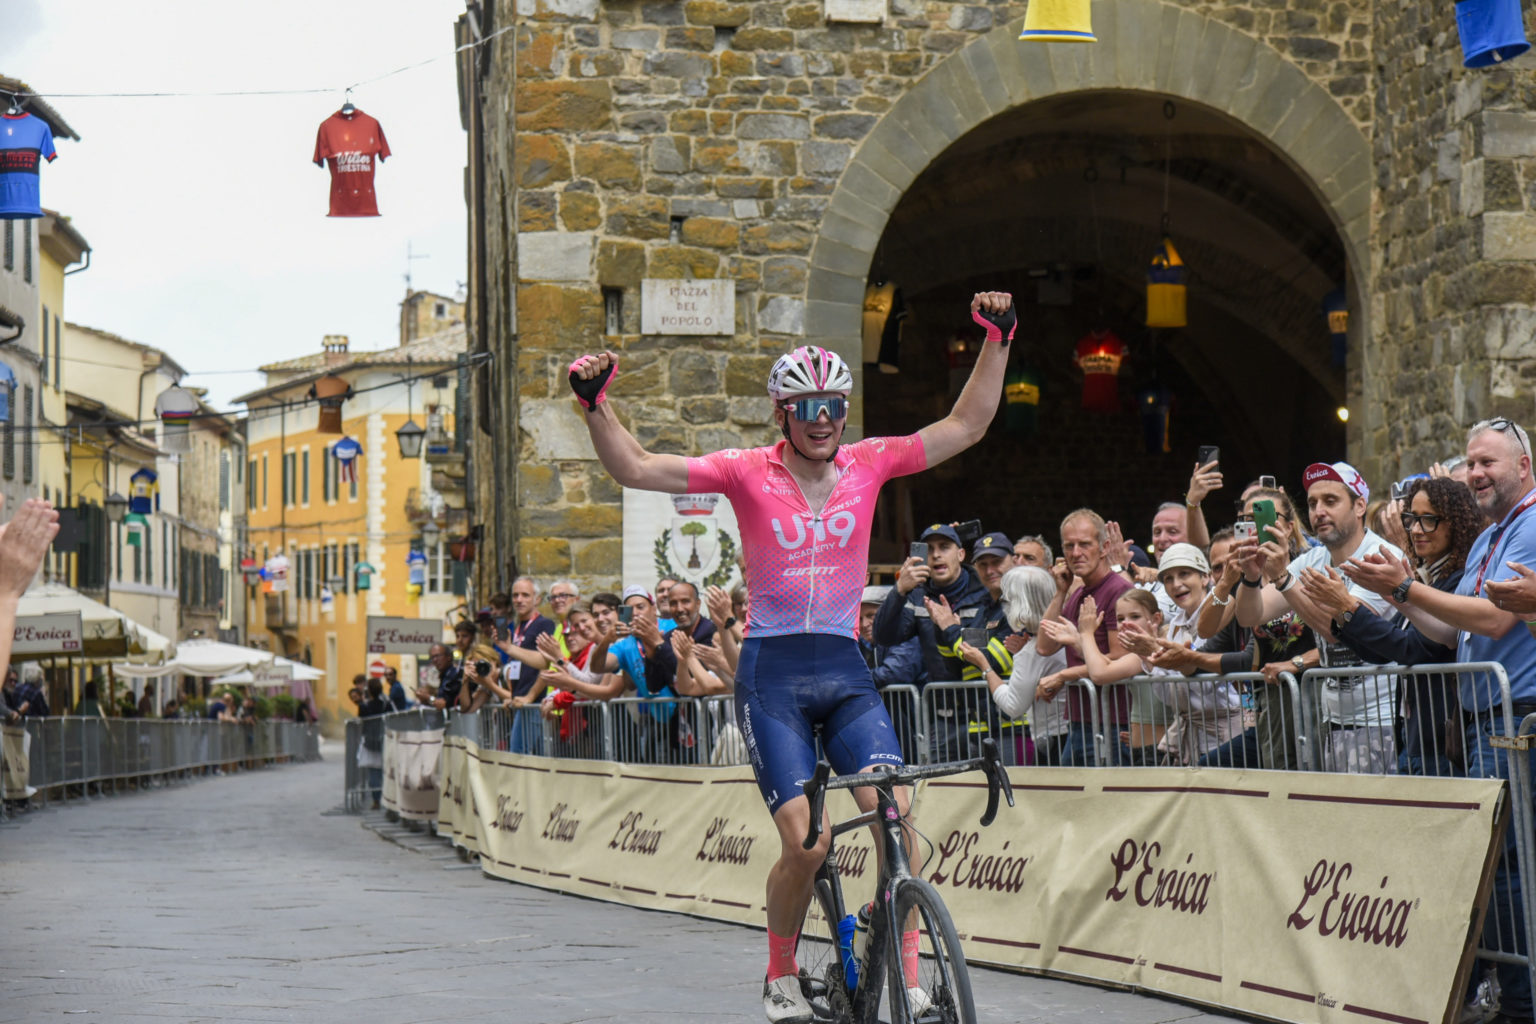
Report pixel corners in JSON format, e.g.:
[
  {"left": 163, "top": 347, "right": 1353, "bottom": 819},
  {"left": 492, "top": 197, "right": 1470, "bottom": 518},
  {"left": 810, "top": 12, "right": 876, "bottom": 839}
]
[{"left": 863, "top": 90, "right": 1348, "bottom": 562}]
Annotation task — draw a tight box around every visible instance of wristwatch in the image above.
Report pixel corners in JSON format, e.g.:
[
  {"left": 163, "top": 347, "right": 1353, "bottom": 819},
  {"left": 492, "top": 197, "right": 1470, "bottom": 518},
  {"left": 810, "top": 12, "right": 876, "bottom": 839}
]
[
  {"left": 1110, "top": 563, "right": 1125, "bottom": 575},
  {"left": 723, "top": 616, "right": 737, "bottom": 629},
  {"left": 1337, "top": 606, "right": 1355, "bottom": 627},
  {"left": 1391, "top": 578, "right": 1413, "bottom": 603},
  {"left": 1291, "top": 655, "right": 1306, "bottom": 672}
]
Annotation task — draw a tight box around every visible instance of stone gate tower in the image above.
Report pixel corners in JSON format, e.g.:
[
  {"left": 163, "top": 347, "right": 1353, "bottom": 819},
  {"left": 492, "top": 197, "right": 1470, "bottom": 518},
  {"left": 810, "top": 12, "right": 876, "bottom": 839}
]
[{"left": 453, "top": 0, "right": 1536, "bottom": 597}]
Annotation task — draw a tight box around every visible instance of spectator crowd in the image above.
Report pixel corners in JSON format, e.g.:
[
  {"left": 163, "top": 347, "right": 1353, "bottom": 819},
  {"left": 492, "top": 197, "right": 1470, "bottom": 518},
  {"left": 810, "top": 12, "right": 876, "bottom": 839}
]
[
  {"left": 396, "top": 417, "right": 1536, "bottom": 791},
  {"left": 376, "top": 418, "right": 1536, "bottom": 1023}
]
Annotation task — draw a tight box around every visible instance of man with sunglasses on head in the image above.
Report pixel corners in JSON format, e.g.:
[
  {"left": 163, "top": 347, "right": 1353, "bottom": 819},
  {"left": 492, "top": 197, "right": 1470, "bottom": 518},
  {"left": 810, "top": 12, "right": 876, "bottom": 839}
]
[
  {"left": 1236, "top": 461, "right": 1403, "bottom": 774},
  {"left": 568, "top": 290, "right": 1014, "bottom": 1024}
]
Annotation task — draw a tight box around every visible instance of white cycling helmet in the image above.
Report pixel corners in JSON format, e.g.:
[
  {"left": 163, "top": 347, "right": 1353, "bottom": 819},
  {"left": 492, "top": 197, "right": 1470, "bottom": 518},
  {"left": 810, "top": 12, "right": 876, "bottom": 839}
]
[{"left": 767, "top": 346, "right": 854, "bottom": 401}]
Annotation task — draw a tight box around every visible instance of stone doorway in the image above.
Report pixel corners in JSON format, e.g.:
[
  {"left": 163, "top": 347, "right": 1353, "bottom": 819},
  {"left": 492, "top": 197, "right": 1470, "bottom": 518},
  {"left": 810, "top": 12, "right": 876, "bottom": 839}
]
[
  {"left": 801, "top": 7, "right": 1372, "bottom": 556},
  {"left": 864, "top": 90, "right": 1350, "bottom": 550}
]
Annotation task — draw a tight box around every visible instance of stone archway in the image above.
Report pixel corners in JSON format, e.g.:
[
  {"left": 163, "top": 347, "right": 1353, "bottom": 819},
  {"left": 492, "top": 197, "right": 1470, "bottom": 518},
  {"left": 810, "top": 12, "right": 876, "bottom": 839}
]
[{"left": 804, "top": 0, "right": 1372, "bottom": 438}]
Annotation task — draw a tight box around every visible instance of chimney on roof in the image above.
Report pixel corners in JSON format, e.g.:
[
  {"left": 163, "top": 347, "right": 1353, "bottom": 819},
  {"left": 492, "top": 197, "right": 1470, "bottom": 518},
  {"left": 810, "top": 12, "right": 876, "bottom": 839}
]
[{"left": 322, "top": 335, "right": 350, "bottom": 367}]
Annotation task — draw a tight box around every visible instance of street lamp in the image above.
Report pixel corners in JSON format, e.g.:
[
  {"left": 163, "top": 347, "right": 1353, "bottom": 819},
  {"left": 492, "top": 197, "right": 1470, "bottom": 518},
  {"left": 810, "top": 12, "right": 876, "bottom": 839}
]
[
  {"left": 105, "top": 492, "right": 129, "bottom": 524},
  {"left": 395, "top": 354, "right": 425, "bottom": 458},
  {"left": 395, "top": 419, "right": 425, "bottom": 459},
  {"left": 421, "top": 519, "right": 441, "bottom": 548}
]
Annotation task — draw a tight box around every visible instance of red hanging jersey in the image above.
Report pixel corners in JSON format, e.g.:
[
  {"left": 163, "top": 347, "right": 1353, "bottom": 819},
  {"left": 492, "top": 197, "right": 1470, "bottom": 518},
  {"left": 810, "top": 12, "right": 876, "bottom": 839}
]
[{"left": 313, "top": 110, "right": 390, "bottom": 217}]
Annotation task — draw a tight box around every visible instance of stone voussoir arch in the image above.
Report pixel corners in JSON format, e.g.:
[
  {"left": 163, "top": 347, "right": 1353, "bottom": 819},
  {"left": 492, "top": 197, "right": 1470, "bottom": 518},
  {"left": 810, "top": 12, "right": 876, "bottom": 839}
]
[{"left": 804, "top": 0, "right": 1372, "bottom": 431}]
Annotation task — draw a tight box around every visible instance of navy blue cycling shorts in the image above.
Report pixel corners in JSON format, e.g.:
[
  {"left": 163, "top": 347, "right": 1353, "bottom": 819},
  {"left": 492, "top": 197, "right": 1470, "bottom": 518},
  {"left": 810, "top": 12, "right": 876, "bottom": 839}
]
[{"left": 734, "top": 633, "right": 904, "bottom": 814}]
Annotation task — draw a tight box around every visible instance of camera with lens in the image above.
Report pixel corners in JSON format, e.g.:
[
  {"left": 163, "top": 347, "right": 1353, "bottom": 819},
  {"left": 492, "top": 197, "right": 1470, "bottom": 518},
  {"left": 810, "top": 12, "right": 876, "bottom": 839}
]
[{"left": 474, "top": 659, "right": 493, "bottom": 677}]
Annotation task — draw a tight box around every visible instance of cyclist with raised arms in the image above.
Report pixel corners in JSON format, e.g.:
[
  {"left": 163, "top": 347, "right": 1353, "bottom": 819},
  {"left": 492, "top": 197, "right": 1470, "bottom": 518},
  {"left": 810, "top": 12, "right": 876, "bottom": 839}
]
[{"left": 568, "top": 290, "right": 1015, "bottom": 1023}]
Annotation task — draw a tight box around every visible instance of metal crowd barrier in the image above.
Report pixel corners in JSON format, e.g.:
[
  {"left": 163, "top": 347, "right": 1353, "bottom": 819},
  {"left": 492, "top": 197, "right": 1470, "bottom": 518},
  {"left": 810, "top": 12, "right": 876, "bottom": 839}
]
[
  {"left": 346, "top": 708, "right": 448, "bottom": 812},
  {"left": 881, "top": 684, "right": 922, "bottom": 766},
  {"left": 3, "top": 716, "right": 320, "bottom": 818},
  {"left": 336, "top": 661, "right": 1536, "bottom": 1013},
  {"left": 1294, "top": 662, "right": 1531, "bottom": 1007}
]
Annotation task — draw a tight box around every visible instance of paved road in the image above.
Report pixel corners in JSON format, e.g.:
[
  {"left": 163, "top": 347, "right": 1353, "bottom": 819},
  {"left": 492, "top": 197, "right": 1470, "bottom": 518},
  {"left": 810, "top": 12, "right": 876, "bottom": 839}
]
[{"left": 3, "top": 745, "right": 1240, "bottom": 1023}]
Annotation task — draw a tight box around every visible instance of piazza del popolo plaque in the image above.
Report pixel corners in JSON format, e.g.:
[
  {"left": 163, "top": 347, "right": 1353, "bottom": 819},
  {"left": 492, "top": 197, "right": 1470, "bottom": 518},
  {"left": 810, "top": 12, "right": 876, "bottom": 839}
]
[{"left": 641, "top": 279, "right": 735, "bottom": 336}]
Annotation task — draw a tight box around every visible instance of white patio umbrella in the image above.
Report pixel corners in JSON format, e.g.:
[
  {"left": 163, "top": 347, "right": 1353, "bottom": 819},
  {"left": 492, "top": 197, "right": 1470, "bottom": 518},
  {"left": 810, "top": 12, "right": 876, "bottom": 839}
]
[
  {"left": 115, "top": 638, "right": 274, "bottom": 680},
  {"left": 210, "top": 656, "right": 324, "bottom": 689}
]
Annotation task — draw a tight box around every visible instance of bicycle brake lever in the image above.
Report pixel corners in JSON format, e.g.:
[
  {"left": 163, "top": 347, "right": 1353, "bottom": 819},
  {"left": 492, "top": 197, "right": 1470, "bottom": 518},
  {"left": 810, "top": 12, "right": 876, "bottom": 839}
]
[
  {"left": 978, "top": 739, "right": 1014, "bottom": 827},
  {"left": 802, "top": 761, "right": 831, "bottom": 850}
]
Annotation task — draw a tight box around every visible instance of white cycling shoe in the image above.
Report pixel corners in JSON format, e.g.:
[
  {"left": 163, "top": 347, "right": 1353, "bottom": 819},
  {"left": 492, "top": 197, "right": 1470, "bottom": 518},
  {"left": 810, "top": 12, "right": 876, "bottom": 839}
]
[
  {"left": 763, "top": 974, "right": 814, "bottom": 1024},
  {"left": 907, "top": 985, "right": 934, "bottom": 1017}
]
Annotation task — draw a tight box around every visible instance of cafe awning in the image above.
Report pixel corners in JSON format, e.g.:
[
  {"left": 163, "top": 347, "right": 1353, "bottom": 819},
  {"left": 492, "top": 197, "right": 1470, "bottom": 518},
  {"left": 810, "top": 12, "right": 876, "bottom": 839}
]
[
  {"left": 16, "top": 581, "right": 174, "bottom": 662},
  {"left": 115, "top": 638, "right": 273, "bottom": 680}
]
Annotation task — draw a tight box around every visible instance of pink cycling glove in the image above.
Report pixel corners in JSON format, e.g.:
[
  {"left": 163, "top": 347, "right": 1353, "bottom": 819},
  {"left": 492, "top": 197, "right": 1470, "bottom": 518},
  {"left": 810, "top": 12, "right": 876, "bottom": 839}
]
[
  {"left": 568, "top": 354, "right": 618, "bottom": 411},
  {"left": 971, "top": 305, "right": 1016, "bottom": 345}
]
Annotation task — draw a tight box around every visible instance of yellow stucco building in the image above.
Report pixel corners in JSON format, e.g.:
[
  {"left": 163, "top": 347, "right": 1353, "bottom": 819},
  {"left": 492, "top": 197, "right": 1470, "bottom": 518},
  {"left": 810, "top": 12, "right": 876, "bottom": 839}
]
[
  {"left": 37, "top": 210, "right": 88, "bottom": 539},
  {"left": 238, "top": 327, "right": 468, "bottom": 728}
]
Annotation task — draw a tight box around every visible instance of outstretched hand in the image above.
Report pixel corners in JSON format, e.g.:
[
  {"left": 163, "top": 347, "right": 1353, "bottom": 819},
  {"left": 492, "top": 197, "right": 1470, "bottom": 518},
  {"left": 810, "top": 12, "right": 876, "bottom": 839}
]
[
  {"left": 0, "top": 498, "right": 57, "bottom": 602},
  {"left": 969, "top": 291, "right": 1016, "bottom": 345},
  {"left": 568, "top": 351, "right": 619, "bottom": 412}
]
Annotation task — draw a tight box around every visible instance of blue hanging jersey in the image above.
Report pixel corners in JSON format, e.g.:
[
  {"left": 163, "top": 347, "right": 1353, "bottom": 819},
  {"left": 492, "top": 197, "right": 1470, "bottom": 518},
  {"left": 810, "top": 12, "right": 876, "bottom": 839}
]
[{"left": 0, "top": 113, "right": 56, "bottom": 219}]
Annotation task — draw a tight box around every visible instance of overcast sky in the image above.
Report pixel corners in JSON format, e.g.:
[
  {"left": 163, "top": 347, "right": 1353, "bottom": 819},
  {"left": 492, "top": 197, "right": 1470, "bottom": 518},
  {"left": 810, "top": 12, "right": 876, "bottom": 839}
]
[{"left": 1, "top": 0, "right": 470, "bottom": 408}]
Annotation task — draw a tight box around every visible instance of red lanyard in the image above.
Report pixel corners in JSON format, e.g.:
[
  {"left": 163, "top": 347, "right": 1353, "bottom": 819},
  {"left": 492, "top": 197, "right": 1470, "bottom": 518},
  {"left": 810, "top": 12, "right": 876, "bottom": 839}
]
[
  {"left": 1475, "top": 488, "right": 1536, "bottom": 594},
  {"left": 512, "top": 616, "right": 534, "bottom": 647}
]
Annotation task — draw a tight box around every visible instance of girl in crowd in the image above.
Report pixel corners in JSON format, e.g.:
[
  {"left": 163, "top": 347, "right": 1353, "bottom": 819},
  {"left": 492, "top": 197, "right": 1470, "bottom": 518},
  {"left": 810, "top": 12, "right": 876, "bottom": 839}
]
[
  {"left": 1302, "top": 476, "right": 1482, "bottom": 775},
  {"left": 1122, "top": 544, "right": 1245, "bottom": 763},
  {"left": 960, "top": 565, "right": 1068, "bottom": 765},
  {"left": 1158, "top": 486, "right": 1319, "bottom": 770},
  {"left": 1040, "top": 588, "right": 1170, "bottom": 764},
  {"left": 536, "top": 603, "right": 608, "bottom": 756}
]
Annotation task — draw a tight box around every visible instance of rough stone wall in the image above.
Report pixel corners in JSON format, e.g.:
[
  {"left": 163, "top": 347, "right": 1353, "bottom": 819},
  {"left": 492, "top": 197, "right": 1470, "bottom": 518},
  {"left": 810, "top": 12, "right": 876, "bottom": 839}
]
[
  {"left": 481, "top": 0, "right": 1380, "bottom": 592},
  {"left": 1364, "top": 4, "right": 1536, "bottom": 484}
]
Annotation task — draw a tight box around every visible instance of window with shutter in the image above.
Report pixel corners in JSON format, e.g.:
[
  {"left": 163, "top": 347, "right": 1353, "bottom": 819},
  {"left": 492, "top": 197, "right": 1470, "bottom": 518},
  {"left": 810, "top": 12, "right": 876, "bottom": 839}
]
[
  {"left": 21, "top": 384, "right": 33, "bottom": 483},
  {"left": 4, "top": 381, "right": 15, "bottom": 480}
]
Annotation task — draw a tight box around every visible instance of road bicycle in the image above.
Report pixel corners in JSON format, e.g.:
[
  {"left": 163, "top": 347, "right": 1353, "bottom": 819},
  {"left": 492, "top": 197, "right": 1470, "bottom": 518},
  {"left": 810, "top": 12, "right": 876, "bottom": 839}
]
[{"left": 795, "top": 738, "right": 1015, "bottom": 1024}]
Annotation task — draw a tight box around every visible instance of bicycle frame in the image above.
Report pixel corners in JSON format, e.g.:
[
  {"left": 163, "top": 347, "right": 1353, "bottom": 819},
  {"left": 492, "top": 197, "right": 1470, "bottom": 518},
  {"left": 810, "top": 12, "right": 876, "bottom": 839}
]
[
  {"left": 800, "top": 738, "right": 1013, "bottom": 1023},
  {"left": 816, "top": 781, "right": 911, "bottom": 1022}
]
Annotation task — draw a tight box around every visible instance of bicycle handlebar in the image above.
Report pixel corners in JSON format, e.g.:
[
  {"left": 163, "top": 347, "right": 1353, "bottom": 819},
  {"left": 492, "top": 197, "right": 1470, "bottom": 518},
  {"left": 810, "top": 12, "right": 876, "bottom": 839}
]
[{"left": 799, "top": 739, "right": 1016, "bottom": 850}]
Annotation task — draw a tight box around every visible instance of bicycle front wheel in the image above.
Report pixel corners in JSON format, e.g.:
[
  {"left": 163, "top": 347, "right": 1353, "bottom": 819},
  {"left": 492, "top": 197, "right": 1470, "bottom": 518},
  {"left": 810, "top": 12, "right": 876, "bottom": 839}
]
[
  {"left": 887, "top": 878, "right": 976, "bottom": 1024},
  {"left": 798, "top": 876, "right": 854, "bottom": 1023}
]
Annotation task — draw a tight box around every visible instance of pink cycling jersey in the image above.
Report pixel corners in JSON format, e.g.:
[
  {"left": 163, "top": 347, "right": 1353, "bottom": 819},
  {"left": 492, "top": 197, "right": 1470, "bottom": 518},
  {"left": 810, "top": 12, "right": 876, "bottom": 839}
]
[{"left": 686, "top": 436, "right": 927, "bottom": 639}]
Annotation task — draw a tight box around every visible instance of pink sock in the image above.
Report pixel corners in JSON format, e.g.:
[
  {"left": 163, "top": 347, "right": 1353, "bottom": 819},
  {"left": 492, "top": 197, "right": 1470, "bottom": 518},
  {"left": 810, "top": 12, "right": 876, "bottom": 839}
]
[
  {"left": 903, "top": 930, "right": 921, "bottom": 984},
  {"left": 767, "top": 927, "right": 799, "bottom": 981}
]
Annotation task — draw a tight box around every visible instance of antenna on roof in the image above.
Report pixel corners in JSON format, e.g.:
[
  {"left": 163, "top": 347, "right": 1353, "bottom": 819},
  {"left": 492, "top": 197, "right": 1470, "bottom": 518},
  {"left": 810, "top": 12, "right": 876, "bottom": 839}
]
[{"left": 404, "top": 240, "right": 430, "bottom": 293}]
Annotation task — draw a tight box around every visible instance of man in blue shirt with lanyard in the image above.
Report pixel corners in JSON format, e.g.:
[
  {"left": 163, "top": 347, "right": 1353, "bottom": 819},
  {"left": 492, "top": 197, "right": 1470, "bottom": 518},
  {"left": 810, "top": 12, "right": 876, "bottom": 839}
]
[{"left": 1344, "top": 417, "right": 1536, "bottom": 1020}]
